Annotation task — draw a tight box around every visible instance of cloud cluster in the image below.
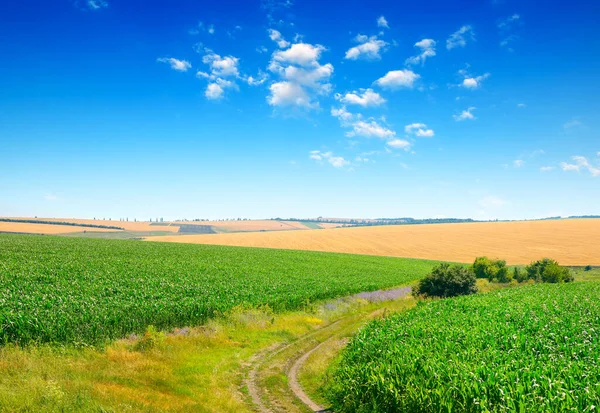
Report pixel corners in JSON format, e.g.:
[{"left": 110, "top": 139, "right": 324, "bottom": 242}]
[
  {"left": 498, "top": 14, "right": 521, "bottom": 51},
  {"left": 196, "top": 49, "right": 241, "bottom": 99},
  {"left": 335, "top": 89, "right": 385, "bottom": 107},
  {"left": 560, "top": 156, "right": 600, "bottom": 177},
  {"left": 345, "top": 34, "right": 388, "bottom": 61},
  {"left": 459, "top": 69, "right": 490, "bottom": 89},
  {"left": 268, "top": 29, "right": 290, "bottom": 48},
  {"left": 405, "top": 123, "right": 435, "bottom": 137},
  {"left": 405, "top": 39, "right": 436, "bottom": 66},
  {"left": 454, "top": 107, "right": 476, "bottom": 121},
  {"left": 267, "top": 42, "right": 333, "bottom": 109},
  {"left": 374, "top": 69, "right": 420, "bottom": 89},
  {"left": 309, "top": 150, "right": 349, "bottom": 168},
  {"left": 447, "top": 25, "right": 474, "bottom": 50},
  {"left": 157, "top": 57, "right": 192, "bottom": 72},
  {"left": 189, "top": 21, "right": 215, "bottom": 36}
]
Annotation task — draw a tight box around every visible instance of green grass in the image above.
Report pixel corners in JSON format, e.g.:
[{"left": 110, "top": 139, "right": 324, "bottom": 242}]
[
  {"left": 299, "top": 221, "right": 322, "bottom": 229},
  {"left": 0, "top": 234, "right": 437, "bottom": 346},
  {"left": 327, "top": 282, "right": 600, "bottom": 412},
  {"left": 571, "top": 266, "right": 600, "bottom": 282}
]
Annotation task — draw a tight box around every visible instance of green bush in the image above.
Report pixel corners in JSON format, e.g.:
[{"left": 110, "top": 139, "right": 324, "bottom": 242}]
[
  {"left": 472, "top": 256, "right": 508, "bottom": 282},
  {"left": 585, "top": 265, "right": 593, "bottom": 271},
  {"left": 525, "top": 258, "right": 574, "bottom": 283},
  {"left": 414, "top": 263, "right": 477, "bottom": 298},
  {"left": 513, "top": 267, "right": 527, "bottom": 283}
]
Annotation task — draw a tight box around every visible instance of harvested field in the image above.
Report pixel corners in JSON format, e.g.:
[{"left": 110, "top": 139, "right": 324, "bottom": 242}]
[
  {"left": 9, "top": 217, "right": 177, "bottom": 233},
  {"left": 173, "top": 219, "right": 310, "bottom": 232},
  {"left": 0, "top": 222, "right": 117, "bottom": 235},
  {"left": 145, "top": 219, "right": 600, "bottom": 265}
]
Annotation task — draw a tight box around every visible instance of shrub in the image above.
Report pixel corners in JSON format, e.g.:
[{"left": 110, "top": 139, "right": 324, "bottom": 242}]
[
  {"left": 585, "top": 265, "right": 593, "bottom": 271},
  {"left": 414, "top": 263, "right": 477, "bottom": 298},
  {"left": 472, "top": 256, "right": 508, "bottom": 282},
  {"left": 525, "top": 258, "right": 574, "bottom": 283},
  {"left": 513, "top": 267, "right": 527, "bottom": 283}
]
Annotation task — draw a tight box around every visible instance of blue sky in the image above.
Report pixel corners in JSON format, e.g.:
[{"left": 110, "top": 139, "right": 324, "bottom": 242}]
[{"left": 1, "top": 0, "right": 598, "bottom": 221}]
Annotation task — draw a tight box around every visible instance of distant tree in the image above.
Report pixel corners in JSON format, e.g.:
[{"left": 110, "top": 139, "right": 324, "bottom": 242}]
[
  {"left": 525, "top": 258, "right": 574, "bottom": 283},
  {"left": 414, "top": 263, "right": 477, "bottom": 298},
  {"left": 513, "top": 267, "right": 527, "bottom": 283},
  {"left": 472, "top": 257, "right": 508, "bottom": 281},
  {"left": 585, "top": 265, "right": 593, "bottom": 271}
]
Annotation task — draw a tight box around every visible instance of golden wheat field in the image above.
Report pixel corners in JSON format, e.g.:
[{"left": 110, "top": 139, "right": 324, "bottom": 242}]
[
  {"left": 0, "top": 222, "right": 117, "bottom": 234},
  {"left": 145, "top": 219, "right": 600, "bottom": 265},
  {"left": 173, "top": 220, "right": 312, "bottom": 232}
]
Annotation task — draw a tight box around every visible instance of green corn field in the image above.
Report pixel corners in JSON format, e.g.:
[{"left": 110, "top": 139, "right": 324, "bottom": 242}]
[
  {"left": 0, "top": 234, "right": 435, "bottom": 346},
  {"left": 327, "top": 282, "right": 600, "bottom": 412}
]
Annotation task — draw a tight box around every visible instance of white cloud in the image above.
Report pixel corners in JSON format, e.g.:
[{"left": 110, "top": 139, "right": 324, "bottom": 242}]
[
  {"left": 202, "top": 51, "right": 239, "bottom": 77},
  {"left": 597, "top": 152, "right": 600, "bottom": 157},
  {"left": 190, "top": 21, "right": 216, "bottom": 36},
  {"left": 498, "top": 14, "right": 521, "bottom": 50},
  {"left": 377, "top": 16, "right": 389, "bottom": 28},
  {"left": 86, "top": 0, "right": 108, "bottom": 9},
  {"left": 479, "top": 196, "right": 507, "bottom": 208},
  {"left": 335, "top": 88, "right": 385, "bottom": 107},
  {"left": 331, "top": 106, "right": 354, "bottom": 123},
  {"left": 256, "top": 46, "right": 269, "bottom": 54},
  {"left": 453, "top": 107, "right": 476, "bottom": 121},
  {"left": 157, "top": 57, "right": 191, "bottom": 72},
  {"left": 347, "top": 120, "right": 396, "bottom": 139},
  {"left": 268, "top": 29, "right": 290, "bottom": 48},
  {"left": 386, "top": 139, "right": 411, "bottom": 149},
  {"left": 460, "top": 72, "right": 490, "bottom": 89},
  {"left": 540, "top": 166, "right": 555, "bottom": 172},
  {"left": 44, "top": 194, "right": 58, "bottom": 201},
  {"left": 268, "top": 41, "right": 333, "bottom": 110},
  {"left": 273, "top": 43, "right": 325, "bottom": 66},
  {"left": 446, "top": 25, "right": 474, "bottom": 50},
  {"left": 560, "top": 156, "right": 600, "bottom": 177},
  {"left": 375, "top": 69, "right": 419, "bottom": 89},
  {"left": 405, "top": 123, "right": 434, "bottom": 137},
  {"left": 498, "top": 14, "right": 520, "bottom": 29},
  {"left": 309, "top": 150, "right": 349, "bottom": 168},
  {"left": 205, "top": 83, "right": 224, "bottom": 100},
  {"left": 405, "top": 39, "right": 436, "bottom": 66},
  {"left": 345, "top": 35, "right": 388, "bottom": 61},
  {"left": 513, "top": 159, "right": 524, "bottom": 168},
  {"left": 268, "top": 81, "right": 312, "bottom": 108},
  {"left": 245, "top": 70, "right": 269, "bottom": 86},
  {"left": 517, "top": 103, "right": 526, "bottom": 108}
]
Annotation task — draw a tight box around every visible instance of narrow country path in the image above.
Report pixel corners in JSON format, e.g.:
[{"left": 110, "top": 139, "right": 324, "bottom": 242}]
[{"left": 242, "top": 287, "right": 413, "bottom": 413}]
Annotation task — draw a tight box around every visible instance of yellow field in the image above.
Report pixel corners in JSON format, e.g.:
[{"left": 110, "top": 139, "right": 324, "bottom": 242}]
[
  {"left": 10, "top": 217, "right": 178, "bottom": 233},
  {"left": 173, "top": 220, "right": 311, "bottom": 232},
  {"left": 0, "top": 222, "right": 117, "bottom": 234},
  {"left": 145, "top": 219, "right": 600, "bottom": 265}
]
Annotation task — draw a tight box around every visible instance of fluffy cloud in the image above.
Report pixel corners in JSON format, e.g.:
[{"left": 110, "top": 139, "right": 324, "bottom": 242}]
[
  {"left": 245, "top": 70, "right": 269, "bottom": 86},
  {"left": 560, "top": 156, "right": 600, "bottom": 177},
  {"left": 273, "top": 43, "right": 325, "bottom": 66},
  {"left": 202, "top": 51, "right": 239, "bottom": 77},
  {"left": 309, "top": 150, "right": 349, "bottom": 168},
  {"left": 540, "top": 166, "right": 555, "bottom": 172},
  {"left": 405, "top": 123, "right": 434, "bottom": 137},
  {"left": 377, "top": 16, "right": 389, "bottom": 28},
  {"left": 460, "top": 72, "right": 490, "bottom": 89},
  {"left": 447, "top": 25, "right": 474, "bottom": 50},
  {"left": 335, "top": 89, "right": 385, "bottom": 107},
  {"left": 347, "top": 120, "right": 396, "bottom": 139},
  {"left": 517, "top": 103, "right": 526, "bottom": 108},
  {"left": 268, "top": 29, "right": 290, "bottom": 48},
  {"left": 513, "top": 159, "right": 524, "bottom": 168},
  {"left": 405, "top": 39, "right": 436, "bottom": 66},
  {"left": 196, "top": 49, "right": 241, "bottom": 100},
  {"left": 386, "top": 139, "right": 411, "bottom": 149},
  {"left": 268, "top": 42, "right": 333, "bottom": 110},
  {"left": 374, "top": 69, "right": 419, "bottom": 89},
  {"left": 454, "top": 107, "right": 476, "bottom": 121},
  {"left": 157, "top": 57, "right": 191, "bottom": 72},
  {"left": 345, "top": 35, "right": 388, "bottom": 61}
]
